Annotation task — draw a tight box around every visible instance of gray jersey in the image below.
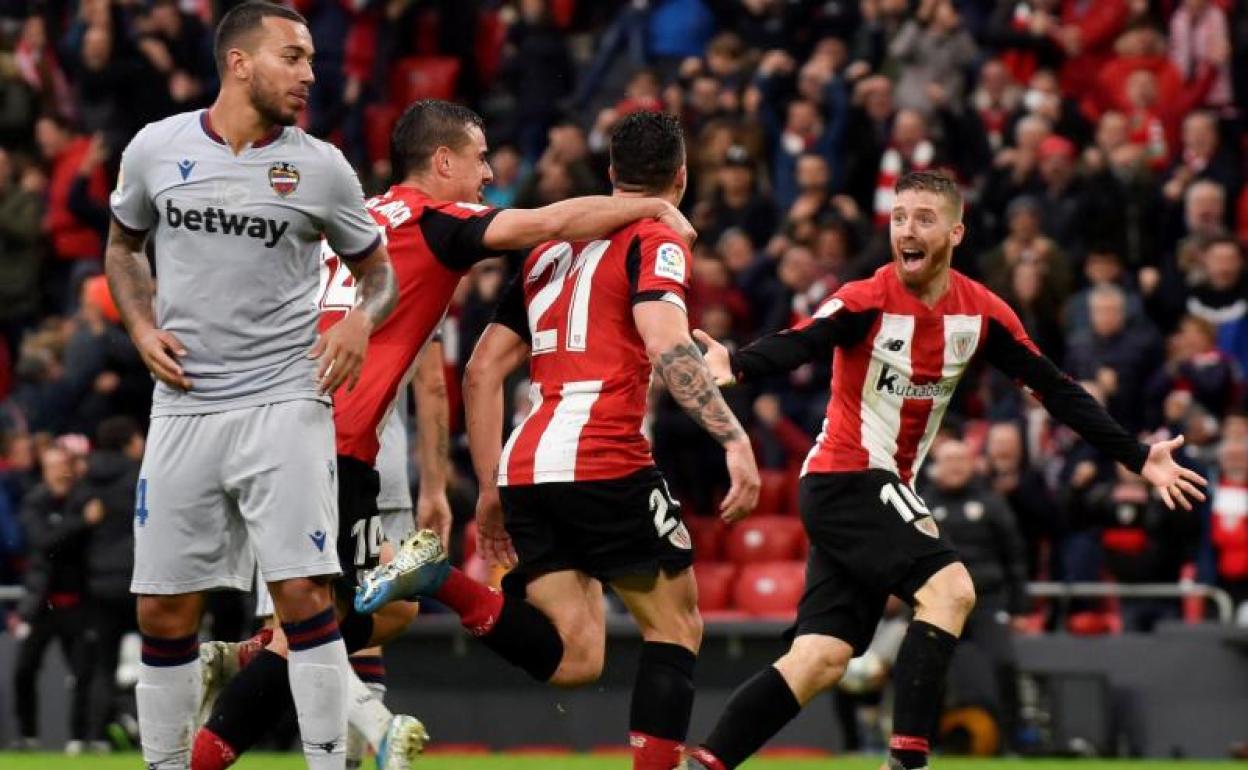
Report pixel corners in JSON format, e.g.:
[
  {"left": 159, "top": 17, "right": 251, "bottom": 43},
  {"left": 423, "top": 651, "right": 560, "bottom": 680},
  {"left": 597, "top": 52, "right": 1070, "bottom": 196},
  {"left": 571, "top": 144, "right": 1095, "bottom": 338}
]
[
  {"left": 375, "top": 394, "right": 412, "bottom": 510},
  {"left": 110, "top": 110, "right": 380, "bottom": 416}
]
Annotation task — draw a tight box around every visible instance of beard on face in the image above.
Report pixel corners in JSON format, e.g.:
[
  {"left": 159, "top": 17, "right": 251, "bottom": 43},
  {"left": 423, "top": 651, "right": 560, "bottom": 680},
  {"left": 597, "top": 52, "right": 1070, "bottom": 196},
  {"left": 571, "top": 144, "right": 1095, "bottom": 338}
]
[{"left": 249, "top": 73, "right": 299, "bottom": 127}]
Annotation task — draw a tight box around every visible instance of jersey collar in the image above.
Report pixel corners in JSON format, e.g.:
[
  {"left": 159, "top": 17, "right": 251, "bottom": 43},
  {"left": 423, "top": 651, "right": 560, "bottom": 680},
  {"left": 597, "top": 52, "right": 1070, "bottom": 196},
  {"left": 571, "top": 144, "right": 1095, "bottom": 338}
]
[{"left": 200, "top": 110, "right": 284, "bottom": 149}]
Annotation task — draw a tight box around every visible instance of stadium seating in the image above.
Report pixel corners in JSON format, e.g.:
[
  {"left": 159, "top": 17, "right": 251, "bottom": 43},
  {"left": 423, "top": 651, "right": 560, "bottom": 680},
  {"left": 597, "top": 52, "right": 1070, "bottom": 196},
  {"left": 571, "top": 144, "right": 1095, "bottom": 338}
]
[
  {"left": 733, "top": 561, "right": 805, "bottom": 618},
  {"left": 692, "top": 561, "right": 737, "bottom": 613},
  {"left": 722, "top": 516, "right": 806, "bottom": 564},
  {"left": 683, "top": 514, "right": 726, "bottom": 561},
  {"left": 756, "top": 468, "right": 798, "bottom": 516}
]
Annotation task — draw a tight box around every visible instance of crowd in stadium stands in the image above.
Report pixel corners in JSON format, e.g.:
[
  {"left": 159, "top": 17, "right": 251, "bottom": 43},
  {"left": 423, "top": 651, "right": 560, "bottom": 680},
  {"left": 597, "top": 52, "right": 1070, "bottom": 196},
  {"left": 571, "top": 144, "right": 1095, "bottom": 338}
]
[{"left": 1, "top": 0, "right": 1248, "bottom": 726}]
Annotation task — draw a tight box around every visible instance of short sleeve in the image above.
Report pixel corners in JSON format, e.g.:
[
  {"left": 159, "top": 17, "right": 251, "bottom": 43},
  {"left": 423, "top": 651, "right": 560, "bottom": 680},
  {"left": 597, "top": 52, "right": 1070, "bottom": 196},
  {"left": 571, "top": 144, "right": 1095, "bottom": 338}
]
[
  {"left": 420, "top": 201, "right": 503, "bottom": 271},
  {"left": 109, "top": 128, "right": 155, "bottom": 234},
  {"left": 626, "top": 224, "right": 691, "bottom": 313},
  {"left": 323, "top": 147, "right": 382, "bottom": 262},
  {"left": 490, "top": 270, "right": 531, "bottom": 344}
]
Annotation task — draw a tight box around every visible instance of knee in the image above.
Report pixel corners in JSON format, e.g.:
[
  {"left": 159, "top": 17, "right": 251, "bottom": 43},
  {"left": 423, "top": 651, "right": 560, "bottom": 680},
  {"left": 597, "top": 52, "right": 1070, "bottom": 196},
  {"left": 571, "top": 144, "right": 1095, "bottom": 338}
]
[
  {"left": 941, "top": 569, "right": 978, "bottom": 619},
  {"left": 268, "top": 577, "right": 332, "bottom": 621},
  {"left": 549, "top": 628, "right": 605, "bottom": 688},
  {"left": 136, "top": 595, "right": 201, "bottom": 638},
  {"left": 641, "top": 607, "right": 703, "bottom": 654},
  {"left": 779, "top": 637, "right": 853, "bottom": 696}
]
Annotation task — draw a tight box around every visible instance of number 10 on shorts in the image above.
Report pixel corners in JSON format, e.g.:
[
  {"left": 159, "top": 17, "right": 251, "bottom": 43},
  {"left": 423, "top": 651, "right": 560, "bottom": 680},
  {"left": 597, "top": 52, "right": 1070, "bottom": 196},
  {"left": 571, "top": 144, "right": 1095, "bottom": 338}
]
[{"left": 879, "top": 481, "right": 930, "bottom": 523}]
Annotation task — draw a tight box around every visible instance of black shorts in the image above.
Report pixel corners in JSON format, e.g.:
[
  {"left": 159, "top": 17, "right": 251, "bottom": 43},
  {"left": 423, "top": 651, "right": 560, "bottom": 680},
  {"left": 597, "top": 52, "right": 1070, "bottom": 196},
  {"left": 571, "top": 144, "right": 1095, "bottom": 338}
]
[
  {"left": 793, "top": 470, "right": 959, "bottom": 655},
  {"left": 499, "top": 466, "right": 694, "bottom": 592},
  {"left": 336, "top": 454, "right": 382, "bottom": 588}
]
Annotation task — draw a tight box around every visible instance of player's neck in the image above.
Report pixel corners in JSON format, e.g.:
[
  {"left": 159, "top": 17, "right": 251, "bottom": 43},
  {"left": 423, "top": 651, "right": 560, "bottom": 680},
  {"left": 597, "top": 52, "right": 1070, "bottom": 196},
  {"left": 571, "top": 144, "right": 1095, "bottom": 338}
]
[
  {"left": 897, "top": 265, "right": 951, "bottom": 308},
  {"left": 207, "top": 92, "right": 280, "bottom": 154},
  {"left": 399, "top": 175, "right": 445, "bottom": 200},
  {"left": 613, "top": 187, "right": 679, "bottom": 207}
]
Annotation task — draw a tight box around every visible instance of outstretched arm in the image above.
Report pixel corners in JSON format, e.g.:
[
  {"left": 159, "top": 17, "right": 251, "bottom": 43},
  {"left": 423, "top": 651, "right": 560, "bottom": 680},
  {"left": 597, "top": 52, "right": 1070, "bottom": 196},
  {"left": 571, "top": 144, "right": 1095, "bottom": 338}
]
[
  {"left": 635, "top": 301, "right": 760, "bottom": 521},
  {"left": 464, "top": 323, "right": 531, "bottom": 567},
  {"left": 105, "top": 220, "right": 191, "bottom": 391},
  {"left": 982, "top": 317, "right": 1206, "bottom": 509}
]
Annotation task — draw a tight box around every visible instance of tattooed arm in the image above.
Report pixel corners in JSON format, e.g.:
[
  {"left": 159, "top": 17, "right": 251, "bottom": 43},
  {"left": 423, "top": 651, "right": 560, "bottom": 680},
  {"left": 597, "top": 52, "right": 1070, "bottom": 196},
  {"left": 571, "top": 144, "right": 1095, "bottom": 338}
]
[
  {"left": 463, "top": 322, "right": 532, "bottom": 567},
  {"left": 634, "top": 301, "right": 760, "bottom": 521},
  {"left": 413, "top": 338, "right": 452, "bottom": 544},
  {"left": 310, "top": 245, "right": 397, "bottom": 393},
  {"left": 105, "top": 220, "right": 191, "bottom": 390}
]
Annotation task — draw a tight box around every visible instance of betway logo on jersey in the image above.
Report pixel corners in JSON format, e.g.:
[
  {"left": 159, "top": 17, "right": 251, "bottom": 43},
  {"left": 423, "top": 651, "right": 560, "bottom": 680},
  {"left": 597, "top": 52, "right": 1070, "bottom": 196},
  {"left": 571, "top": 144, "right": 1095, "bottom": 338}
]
[
  {"left": 164, "top": 200, "right": 289, "bottom": 248},
  {"left": 874, "top": 363, "right": 955, "bottom": 399}
]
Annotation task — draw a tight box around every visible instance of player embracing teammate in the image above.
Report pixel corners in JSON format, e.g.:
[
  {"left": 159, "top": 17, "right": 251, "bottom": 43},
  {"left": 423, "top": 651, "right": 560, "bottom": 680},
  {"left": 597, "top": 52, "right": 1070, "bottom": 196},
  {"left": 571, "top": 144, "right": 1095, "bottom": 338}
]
[{"left": 355, "top": 110, "right": 761, "bottom": 770}]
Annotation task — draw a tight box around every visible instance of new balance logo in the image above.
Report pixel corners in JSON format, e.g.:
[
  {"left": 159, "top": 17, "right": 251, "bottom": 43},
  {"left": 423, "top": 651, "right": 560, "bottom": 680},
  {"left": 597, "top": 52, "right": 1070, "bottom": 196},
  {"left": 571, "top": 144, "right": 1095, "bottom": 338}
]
[
  {"left": 883, "top": 338, "right": 905, "bottom": 352},
  {"left": 309, "top": 530, "right": 327, "bottom": 552},
  {"left": 164, "top": 199, "right": 290, "bottom": 248}
]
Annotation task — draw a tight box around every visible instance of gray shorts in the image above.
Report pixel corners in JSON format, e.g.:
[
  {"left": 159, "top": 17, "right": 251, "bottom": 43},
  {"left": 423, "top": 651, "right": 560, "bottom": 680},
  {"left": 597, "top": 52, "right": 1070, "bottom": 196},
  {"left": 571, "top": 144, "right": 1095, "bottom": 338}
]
[
  {"left": 131, "top": 399, "right": 341, "bottom": 595},
  {"left": 380, "top": 507, "right": 416, "bottom": 545}
]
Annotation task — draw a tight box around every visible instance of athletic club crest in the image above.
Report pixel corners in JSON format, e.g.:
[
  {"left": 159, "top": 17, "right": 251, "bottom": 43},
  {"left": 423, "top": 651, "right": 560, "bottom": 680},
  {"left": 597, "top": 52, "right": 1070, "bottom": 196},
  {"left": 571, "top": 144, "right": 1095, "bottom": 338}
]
[
  {"left": 268, "top": 162, "right": 300, "bottom": 197},
  {"left": 949, "top": 331, "right": 976, "bottom": 362}
]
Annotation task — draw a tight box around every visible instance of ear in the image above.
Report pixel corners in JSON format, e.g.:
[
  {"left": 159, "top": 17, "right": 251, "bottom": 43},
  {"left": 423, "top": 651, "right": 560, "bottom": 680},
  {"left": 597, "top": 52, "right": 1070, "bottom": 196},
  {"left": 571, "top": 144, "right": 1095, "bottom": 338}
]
[
  {"left": 227, "top": 48, "right": 250, "bottom": 81},
  {"left": 433, "top": 146, "right": 453, "bottom": 177},
  {"left": 949, "top": 221, "right": 966, "bottom": 247}
]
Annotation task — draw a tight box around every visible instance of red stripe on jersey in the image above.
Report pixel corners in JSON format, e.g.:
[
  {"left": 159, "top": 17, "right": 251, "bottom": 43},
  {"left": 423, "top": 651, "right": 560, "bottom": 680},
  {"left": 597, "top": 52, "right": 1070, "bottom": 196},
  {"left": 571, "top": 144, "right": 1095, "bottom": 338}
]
[
  {"left": 893, "top": 316, "right": 946, "bottom": 484},
  {"left": 500, "top": 388, "right": 559, "bottom": 486},
  {"left": 805, "top": 314, "right": 880, "bottom": 475}
]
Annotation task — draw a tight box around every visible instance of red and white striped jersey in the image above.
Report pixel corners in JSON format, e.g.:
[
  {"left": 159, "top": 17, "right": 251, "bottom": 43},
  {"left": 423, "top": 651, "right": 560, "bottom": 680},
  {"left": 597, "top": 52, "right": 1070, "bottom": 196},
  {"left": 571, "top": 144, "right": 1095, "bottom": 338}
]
[
  {"left": 732, "top": 264, "right": 1149, "bottom": 486},
  {"left": 318, "top": 184, "right": 498, "bottom": 465},
  {"left": 492, "top": 219, "right": 692, "bottom": 486}
]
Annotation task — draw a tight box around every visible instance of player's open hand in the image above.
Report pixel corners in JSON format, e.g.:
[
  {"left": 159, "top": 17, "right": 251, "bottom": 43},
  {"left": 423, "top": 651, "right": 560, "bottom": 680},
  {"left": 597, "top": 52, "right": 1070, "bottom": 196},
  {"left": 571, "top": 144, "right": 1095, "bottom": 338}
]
[
  {"left": 657, "top": 202, "right": 697, "bottom": 246},
  {"left": 310, "top": 310, "right": 371, "bottom": 394},
  {"left": 135, "top": 326, "right": 191, "bottom": 391},
  {"left": 417, "top": 489, "right": 453, "bottom": 546},
  {"left": 475, "top": 487, "right": 518, "bottom": 569},
  {"left": 692, "top": 329, "right": 734, "bottom": 387},
  {"left": 1140, "top": 434, "right": 1207, "bottom": 510},
  {"left": 720, "top": 439, "right": 760, "bottom": 523}
]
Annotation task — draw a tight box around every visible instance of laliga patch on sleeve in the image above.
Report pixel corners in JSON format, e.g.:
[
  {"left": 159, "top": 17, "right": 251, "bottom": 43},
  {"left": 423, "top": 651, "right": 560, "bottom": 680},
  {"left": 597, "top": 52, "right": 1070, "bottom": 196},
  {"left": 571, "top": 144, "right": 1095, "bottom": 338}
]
[
  {"left": 654, "top": 242, "right": 686, "bottom": 282},
  {"left": 814, "top": 297, "right": 844, "bottom": 319}
]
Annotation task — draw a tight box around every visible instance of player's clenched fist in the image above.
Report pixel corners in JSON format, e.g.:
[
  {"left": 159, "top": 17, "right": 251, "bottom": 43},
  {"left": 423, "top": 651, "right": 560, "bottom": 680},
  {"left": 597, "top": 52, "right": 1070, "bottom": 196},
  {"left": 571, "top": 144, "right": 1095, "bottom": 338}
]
[
  {"left": 309, "top": 309, "right": 372, "bottom": 393},
  {"left": 134, "top": 326, "right": 191, "bottom": 391}
]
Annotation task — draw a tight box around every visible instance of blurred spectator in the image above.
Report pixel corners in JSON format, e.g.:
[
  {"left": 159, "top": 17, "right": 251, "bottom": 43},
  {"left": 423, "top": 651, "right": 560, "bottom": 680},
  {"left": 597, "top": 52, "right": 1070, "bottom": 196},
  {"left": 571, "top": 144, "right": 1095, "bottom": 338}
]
[
  {"left": 1064, "top": 247, "right": 1147, "bottom": 333},
  {"left": 1052, "top": 0, "right": 1129, "bottom": 101},
  {"left": 890, "top": 0, "right": 977, "bottom": 117},
  {"left": 1168, "top": 0, "right": 1234, "bottom": 110},
  {"left": 749, "top": 392, "right": 812, "bottom": 471},
  {"left": 0, "top": 148, "right": 45, "bottom": 357},
  {"left": 1162, "top": 111, "right": 1241, "bottom": 215},
  {"left": 980, "top": 194, "right": 1072, "bottom": 310},
  {"left": 984, "top": 0, "right": 1064, "bottom": 86},
  {"left": 483, "top": 144, "right": 523, "bottom": 209},
  {"left": 1081, "top": 111, "right": 1164, "bottom": 270},
  {"left": 13, "top": 15, "right": 73, "bottom": 120},
  {"left": 500, "top": 0, "right": 573, "bottom": 163},
  {"left": 1065, "top": 284, "right": 1163, "bottom": 432},
  {"left": 74, "top": 415, "right": 142, "bottom": 747},
  {"left": 1186, "top": 237, "right": 1248, "bottom": 375},
  {"left": 1065, "top": 462, "right": 1200, "bottom": 630},
  {"left": 969, "top": 59, "right": 1022, "bottom": 153},
  {"left": 35, "top": 114, "right": 108, "bottom": 313},
  {"left": 925, "top": 439, "right": 1028, "bottom": 748},
  {"left": 1207, "top": 430, "right": 1248, "bottom": 623},
  {"left": 695, "top": 144, "right": 777, "bottom": 247},
  {"left": 12, "top": 443, "right": 90, "bottom": 750},
  {"left": 1145, "top": 315, "right": 1243, "bottom": 431},
  {"left": 982, "top": 421, "right": 1056, "bottom": 579}
]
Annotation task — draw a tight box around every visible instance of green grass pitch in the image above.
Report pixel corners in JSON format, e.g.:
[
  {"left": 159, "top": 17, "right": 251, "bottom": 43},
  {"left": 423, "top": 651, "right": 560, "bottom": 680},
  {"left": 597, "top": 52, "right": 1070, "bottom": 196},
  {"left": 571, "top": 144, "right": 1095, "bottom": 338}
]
[{"left": 0, "top": 754, "right": 1243, "bottom": 769}]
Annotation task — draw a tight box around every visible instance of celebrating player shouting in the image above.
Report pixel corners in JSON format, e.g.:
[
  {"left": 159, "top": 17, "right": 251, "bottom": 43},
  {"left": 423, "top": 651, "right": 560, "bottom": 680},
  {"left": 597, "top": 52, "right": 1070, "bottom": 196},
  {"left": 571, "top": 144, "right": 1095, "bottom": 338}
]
[
  {"left": 355, "top": 111, "right": 761, "bottom": 770},
  {"left": 681, "top": 170, "right": 1207, "bottom": 770},
  {"left": 107, "top": 3, "right": 398, "bottom": 768},
  {"left": 187, "top": 98, "right": 703, "bottom": 770}
]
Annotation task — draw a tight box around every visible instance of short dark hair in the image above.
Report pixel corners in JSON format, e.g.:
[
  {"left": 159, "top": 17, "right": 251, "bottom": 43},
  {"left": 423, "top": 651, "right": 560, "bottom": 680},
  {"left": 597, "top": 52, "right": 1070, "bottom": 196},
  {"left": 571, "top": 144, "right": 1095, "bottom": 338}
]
[
  {"left": 214, "top": 1, "right": 308, "bottom": 74},
  {"left": 609, "top": 111, "right": 685, "bottom": 194},
  {"left": 1203, "top": 234, "right": 1243, "bottom": 255},
  {"left": 390, "top": 100, "right": 484, "bottom": 179},
  {"left": 895, "top": 169, "right": 963, "bottom": 219},
  {"left": 96, "top": 416, "right": 141, "bottom": 453}
]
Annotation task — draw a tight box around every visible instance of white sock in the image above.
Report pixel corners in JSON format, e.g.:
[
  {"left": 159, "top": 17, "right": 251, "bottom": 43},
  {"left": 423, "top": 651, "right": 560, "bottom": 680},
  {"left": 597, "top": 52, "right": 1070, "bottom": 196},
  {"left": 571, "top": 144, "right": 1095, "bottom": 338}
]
[
  {"left": 347, "top": 674, "right": 392, "bottom": 750},
  {"left": 136, "top": 660, "right": 201, "bottom": 770},
  {"left": 288, "top": 640, "right": 350, "bottom": 770}
]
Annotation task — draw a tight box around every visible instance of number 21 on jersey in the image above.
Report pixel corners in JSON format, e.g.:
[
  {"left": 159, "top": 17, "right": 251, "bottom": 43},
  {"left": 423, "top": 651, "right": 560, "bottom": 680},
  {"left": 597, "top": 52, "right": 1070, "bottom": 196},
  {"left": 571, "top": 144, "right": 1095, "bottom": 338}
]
[{"left": 526, "top": 240, "right": 610, "bottom": 356}]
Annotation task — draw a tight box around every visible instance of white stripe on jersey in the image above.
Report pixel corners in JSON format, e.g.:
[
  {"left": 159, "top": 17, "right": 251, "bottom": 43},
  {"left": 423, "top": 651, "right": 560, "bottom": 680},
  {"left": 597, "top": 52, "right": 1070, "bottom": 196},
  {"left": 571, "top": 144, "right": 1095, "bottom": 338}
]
[
  {"left": 566, "top": 241, "right": 609, "bottom": 352},
  {"left": 860, "top": 313, "right": 915, "bottom": 474},
  {"left": 498, "top": 381, "right": 542, "bottom": 487},
  {"left": 909, "top": 314, "right": 981, "bottom": 480},
  {"left": 532, "top": 380, "right": 604, "bottom": 483}
]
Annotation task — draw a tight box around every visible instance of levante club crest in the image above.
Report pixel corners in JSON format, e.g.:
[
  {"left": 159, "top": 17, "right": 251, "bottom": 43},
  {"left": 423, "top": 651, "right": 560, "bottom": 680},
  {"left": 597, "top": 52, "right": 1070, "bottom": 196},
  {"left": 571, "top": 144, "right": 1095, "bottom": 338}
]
[{"left": 268, "top": 162, "right": 300, "bottom": 197}]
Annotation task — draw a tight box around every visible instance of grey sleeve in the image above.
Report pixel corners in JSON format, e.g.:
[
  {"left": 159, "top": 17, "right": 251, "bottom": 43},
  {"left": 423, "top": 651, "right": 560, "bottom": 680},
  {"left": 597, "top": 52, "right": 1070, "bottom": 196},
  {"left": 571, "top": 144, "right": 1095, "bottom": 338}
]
[
  {"left": 109, "top": 128, "right": 156, "bottom": 233},
  {"left": 323, "top": 147, "right": 381, "bottom": 262}
]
